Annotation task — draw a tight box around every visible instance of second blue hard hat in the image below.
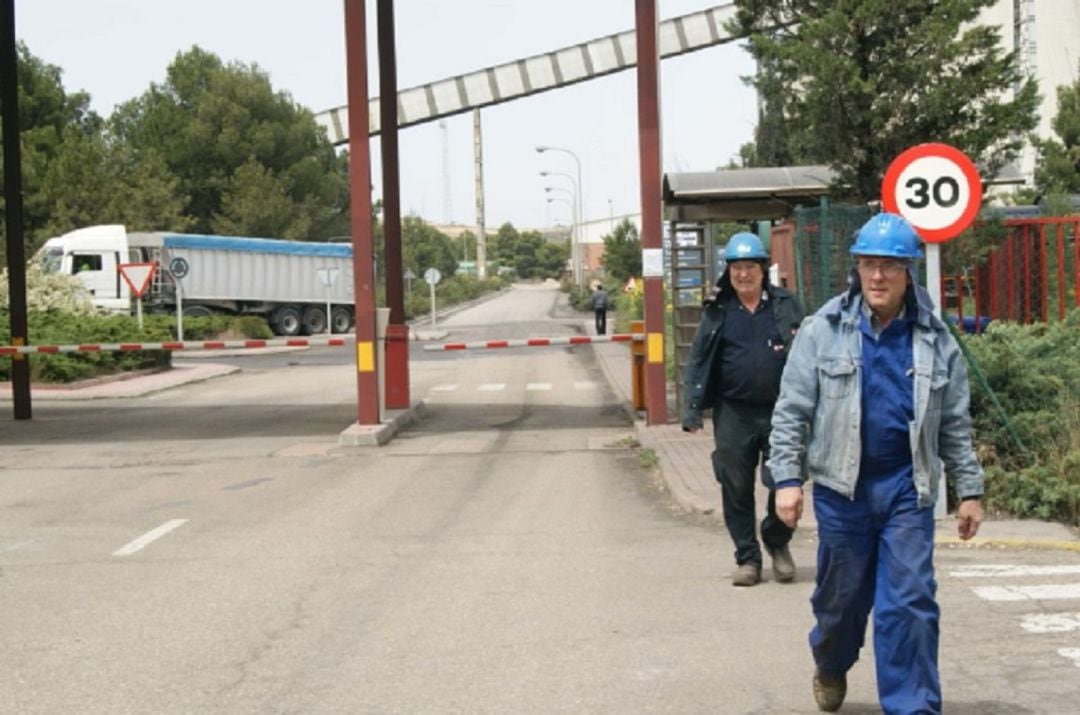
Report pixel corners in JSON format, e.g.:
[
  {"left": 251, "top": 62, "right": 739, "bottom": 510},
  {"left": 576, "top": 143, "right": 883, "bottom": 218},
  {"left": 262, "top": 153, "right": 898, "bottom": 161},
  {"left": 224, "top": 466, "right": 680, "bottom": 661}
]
[
  {"left": 851, "top": 212, "right": 923, "bottom": 259},
  {"left": 724, "top": 232, "right": 768, "bottom": 261}
]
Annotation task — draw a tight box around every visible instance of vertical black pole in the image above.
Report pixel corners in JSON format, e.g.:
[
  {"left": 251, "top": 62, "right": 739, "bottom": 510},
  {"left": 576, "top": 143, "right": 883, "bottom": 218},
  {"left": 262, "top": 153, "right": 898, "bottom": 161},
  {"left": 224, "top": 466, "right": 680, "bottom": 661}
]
[{"left": 1, "top": 0, "right": 32, "bottom": 419}]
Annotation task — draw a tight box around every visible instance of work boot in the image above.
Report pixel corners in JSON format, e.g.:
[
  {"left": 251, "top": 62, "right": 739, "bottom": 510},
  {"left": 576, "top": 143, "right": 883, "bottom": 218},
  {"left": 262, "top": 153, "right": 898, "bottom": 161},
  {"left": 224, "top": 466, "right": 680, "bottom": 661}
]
[
  {"left": 732, "top": 562, "right": 761, "bottom": 587},
  {"left": 766, "top": 544, "right": 796, "bottom": 583},
  {"left": 813, "top": 668, "right": 847, "bottom": 712}
]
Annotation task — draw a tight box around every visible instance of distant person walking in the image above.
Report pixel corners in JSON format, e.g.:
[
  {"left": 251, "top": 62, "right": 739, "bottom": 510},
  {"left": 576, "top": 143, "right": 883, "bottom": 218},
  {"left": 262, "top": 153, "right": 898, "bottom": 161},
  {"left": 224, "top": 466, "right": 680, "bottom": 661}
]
[
  {"left": 592, "top": 284, "right": 609, "bottom": 335},
  {"left": 768, "top": 212, "right": 984, "bottom": 713},
  {"left": 681, "top": 232, "right": 805, "bottom": 587}
]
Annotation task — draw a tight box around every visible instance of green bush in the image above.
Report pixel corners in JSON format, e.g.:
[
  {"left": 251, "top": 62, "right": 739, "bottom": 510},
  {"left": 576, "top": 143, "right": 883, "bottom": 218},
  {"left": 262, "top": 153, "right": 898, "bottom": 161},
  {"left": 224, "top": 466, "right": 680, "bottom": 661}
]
[
  {"left": 0, "top": 311, "right": 274, "bottom": 383},
  {"left": 0, "top": 311, "right": 172, "bottom": 383},
  {"left": 962, "top": 310, "right": 1080, "bottom": 525}
]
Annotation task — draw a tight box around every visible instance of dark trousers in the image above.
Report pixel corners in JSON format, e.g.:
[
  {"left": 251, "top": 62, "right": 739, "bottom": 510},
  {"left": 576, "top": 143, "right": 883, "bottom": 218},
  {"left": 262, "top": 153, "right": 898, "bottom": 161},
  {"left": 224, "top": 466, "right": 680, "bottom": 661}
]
[
  {"left": 711, "top": 399, "right": 792, "bottom": 566},
  {"left": 594, "top": 309, "right": 606, "bottom": 335}
]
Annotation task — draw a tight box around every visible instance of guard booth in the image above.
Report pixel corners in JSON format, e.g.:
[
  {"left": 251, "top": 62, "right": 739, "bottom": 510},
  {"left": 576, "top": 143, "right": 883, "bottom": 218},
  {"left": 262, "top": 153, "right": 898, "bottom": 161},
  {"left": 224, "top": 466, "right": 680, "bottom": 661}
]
[{"left": 662, "top": 166, "right": 836, "bottom": 416}]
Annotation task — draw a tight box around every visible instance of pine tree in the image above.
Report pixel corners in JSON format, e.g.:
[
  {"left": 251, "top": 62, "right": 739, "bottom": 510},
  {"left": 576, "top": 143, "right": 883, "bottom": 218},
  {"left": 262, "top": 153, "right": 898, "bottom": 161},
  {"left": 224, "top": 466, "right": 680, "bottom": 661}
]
[{"left": 730, "top": 0, "right": 1040, "bottom": 201}]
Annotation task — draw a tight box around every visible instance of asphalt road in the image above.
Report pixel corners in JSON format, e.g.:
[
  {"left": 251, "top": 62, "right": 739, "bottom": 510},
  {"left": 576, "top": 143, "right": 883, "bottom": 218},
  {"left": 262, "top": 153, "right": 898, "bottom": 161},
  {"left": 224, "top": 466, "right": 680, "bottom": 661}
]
[{"left": 2, "top": 282, "right": 1079, "bottom": 713}]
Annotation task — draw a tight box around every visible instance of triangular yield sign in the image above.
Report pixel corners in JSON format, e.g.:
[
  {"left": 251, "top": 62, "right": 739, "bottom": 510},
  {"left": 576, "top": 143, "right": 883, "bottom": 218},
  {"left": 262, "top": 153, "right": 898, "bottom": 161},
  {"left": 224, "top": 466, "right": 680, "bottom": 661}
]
[{"left": 118, "top": 262, "right": 158, "bottom": 298}]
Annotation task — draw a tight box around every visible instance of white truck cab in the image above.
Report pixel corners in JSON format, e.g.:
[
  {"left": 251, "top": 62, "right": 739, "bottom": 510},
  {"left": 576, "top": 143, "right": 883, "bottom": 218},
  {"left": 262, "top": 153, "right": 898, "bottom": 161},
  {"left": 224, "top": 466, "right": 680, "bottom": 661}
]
[{"left": 40, "top": 225, "right": 140, "bottom": 313}]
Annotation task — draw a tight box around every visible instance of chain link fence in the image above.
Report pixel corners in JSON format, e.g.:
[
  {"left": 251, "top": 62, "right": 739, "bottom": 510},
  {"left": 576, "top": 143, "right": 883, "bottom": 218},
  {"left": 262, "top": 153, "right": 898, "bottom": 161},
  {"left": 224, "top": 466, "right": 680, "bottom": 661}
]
[{"left": 791, "top": 201, "right": 872, "bottom": 313}]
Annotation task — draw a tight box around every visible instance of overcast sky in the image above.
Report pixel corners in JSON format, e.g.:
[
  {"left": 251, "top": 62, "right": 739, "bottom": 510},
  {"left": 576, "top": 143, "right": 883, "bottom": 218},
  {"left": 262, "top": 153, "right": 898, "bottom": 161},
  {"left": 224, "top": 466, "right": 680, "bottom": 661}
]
[{"left": 16, "top": 0, "right": 758, "bottom": 233}]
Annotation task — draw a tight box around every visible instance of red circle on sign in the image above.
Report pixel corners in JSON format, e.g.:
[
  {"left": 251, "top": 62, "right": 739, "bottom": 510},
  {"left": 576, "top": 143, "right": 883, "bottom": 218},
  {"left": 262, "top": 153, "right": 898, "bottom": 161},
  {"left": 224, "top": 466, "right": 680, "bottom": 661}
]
[{"left": 882, "top": 143, "right": 982, "bottom": 243}]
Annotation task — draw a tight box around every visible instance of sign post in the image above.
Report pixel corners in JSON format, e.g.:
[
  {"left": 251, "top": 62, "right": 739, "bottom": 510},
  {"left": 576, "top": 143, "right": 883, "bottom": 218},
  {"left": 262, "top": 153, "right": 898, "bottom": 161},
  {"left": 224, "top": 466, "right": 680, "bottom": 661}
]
[
  {"left": 316, "top": 267, "right": 340, "bottom": 334},
  {"left": 423, "top": 267, "right": 441, "bottom": 328},
  {"left": 882, "top": 143, "right": 982, "bottom": 519},
  {"left": 118, "top": 262, "right": 158, "bottom": 331}
]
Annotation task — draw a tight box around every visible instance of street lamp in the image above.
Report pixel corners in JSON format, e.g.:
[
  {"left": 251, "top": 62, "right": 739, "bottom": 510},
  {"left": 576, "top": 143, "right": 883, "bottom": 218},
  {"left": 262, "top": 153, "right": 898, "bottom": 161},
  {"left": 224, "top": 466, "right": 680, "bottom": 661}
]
[
  {"left": 537, "top": 145, "right": 584, "bottom": 285},
  {"left": 546, "top": 197, "right": 575, "bottom": 275}
]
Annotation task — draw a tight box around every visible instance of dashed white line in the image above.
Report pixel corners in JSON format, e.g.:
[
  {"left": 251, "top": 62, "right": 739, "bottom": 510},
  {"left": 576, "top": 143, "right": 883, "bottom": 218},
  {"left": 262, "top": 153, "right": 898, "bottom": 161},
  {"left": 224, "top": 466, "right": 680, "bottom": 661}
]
[
  {"left": 951, "top": 565, "right": 1080, "bottom": 578},
  {"left": 431, "top": 384, "right": 458, "bottom": 392},
  {"left": 574, "top": 381, "right": 597, "bottom": 390},
  {"left": 113, "top": 519, "right": 188, "bottom": 557},
  {"left": 478, "top": 383, "right": 506, "bottom": 391},
  {"left": 972, "top": 583, "right": 1080, "bottom": 602},
  {"left": 1019, "top": 612, "right": 1080, "bottom": 633},
  {"left": 526, "top": 383, "right": 552, "bottom": 391}
]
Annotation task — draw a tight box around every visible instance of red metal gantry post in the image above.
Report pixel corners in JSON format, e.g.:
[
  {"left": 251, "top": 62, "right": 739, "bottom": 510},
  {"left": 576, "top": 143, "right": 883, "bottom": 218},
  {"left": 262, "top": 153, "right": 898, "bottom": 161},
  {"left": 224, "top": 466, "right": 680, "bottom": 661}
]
[
  {"left": 635, "top": 0, "right": 668, "bottom": 425},
  {"left": 343, "top": 0, "right": 380, "bottom": 424}
]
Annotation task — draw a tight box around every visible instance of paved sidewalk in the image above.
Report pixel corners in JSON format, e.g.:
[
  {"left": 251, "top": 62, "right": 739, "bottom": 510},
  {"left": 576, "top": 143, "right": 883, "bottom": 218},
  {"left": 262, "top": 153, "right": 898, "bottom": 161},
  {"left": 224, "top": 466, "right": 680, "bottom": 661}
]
[{"left": 589, "top": 318, "right": 1080, "bottom": 551}]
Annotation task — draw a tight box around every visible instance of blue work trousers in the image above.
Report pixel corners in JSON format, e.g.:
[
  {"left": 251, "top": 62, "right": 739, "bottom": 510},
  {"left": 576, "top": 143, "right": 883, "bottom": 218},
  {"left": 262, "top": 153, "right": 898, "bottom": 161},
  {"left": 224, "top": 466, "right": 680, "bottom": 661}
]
[
  {"left": 711, "top": 399, "right": 792, "bottom": 566},
  {"left": 810, "top": 472, "right": 941, "bottom": 715}
]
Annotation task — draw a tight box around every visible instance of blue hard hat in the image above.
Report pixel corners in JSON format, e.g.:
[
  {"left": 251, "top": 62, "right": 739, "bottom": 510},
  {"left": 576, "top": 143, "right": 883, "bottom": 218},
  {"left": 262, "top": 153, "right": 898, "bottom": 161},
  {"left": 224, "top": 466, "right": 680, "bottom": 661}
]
[
  {"left": 724, "top": 232, "right": 768, "bottom": 261},
  {"left": 851, "top": 213, "right": 923, "bottom": 259}
]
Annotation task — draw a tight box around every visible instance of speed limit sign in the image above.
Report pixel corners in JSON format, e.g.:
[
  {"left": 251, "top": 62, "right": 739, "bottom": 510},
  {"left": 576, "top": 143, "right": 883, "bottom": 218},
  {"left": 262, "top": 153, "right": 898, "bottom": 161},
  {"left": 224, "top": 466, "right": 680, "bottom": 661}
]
[{"left": 882, "top": 143, "right": 982, "bottom": 243}]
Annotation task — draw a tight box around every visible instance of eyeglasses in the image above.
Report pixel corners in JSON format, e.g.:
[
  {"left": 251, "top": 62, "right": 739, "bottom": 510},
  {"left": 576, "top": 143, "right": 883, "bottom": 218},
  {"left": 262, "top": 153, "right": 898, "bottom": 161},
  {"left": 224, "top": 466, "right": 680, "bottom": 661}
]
[{"left": 856, "top": 257, "right": 909, "bottom": 277}]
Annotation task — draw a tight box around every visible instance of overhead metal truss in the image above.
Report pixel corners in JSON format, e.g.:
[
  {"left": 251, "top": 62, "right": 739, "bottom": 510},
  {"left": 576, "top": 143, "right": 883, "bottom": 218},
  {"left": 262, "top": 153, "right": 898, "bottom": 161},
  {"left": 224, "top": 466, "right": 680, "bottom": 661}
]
[{"left": 314, "top": 2, "right": 739, "bottom": 144}]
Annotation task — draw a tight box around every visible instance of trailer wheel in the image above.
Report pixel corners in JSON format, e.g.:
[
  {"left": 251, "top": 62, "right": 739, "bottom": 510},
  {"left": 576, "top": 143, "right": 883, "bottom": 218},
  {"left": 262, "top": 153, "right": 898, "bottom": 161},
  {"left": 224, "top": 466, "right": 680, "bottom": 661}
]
[
  {"left": 330, "top": 306, "right": 353, "bottom": 333},
  {"left": 183, "top": 305, "right": 213, "bottom": 318},
  {"left": 301, "top": 306, "right": 328, "bottom": 335},
  {"left": 271, "top": 306, "right": 302, "bottom": 336}
]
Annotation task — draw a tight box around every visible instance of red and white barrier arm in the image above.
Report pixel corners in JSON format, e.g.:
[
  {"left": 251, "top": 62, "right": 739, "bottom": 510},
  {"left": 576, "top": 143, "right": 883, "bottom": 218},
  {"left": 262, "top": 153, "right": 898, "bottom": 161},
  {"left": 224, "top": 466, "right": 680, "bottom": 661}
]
[
  {"left": 424, "top": 333, "right": 643, "bottom": 352},
  {"left": 0, "top": 336, "right": 353, "bottom": 355}
]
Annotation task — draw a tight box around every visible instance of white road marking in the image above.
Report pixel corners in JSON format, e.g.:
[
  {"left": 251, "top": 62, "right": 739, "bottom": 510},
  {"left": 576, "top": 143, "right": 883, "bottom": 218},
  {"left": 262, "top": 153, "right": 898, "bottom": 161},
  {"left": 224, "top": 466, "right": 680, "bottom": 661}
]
[
  {"left": 478, "top": 383, "right": 505, "bottom": 391},
  {"left": 1059, "top": 648, "right": 1080, "bottom": 668},
  {"left": 972, "top": 583, "right": 1080, "bottom": 602},
  {"left": 525, "top": 383, "right": 552, "bottom": 391},
  {"left": 112, "top": 519, "right": 188, "bottom": 557},
  {"left": 574, "top": 381, "right": 597, "bottom": 390},
  {"left": 0, "top": 538, "right": 41, "bottom": 553},
  {"left": 951, "top": 565, "right": 1080, "bottom": 578},
  {"left": 1019, "top": 612, "right": 1080, "bottom": 633},
  {"left": 431, "top": 384, "right": 458, "bottom": 392}
]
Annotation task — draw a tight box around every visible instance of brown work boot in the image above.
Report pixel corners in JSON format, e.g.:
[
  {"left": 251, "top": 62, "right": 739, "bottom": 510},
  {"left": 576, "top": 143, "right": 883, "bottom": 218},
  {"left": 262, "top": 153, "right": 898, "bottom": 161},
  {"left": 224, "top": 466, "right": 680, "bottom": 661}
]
[
  {"left": 813, "top": 668, "right": 847, "bottom": 712},
  {"left": 766, "top": 544, "right": 796, "bottom": 583},
  {"left": 732, "top": 562, "right": 761, "bottom": 587}
]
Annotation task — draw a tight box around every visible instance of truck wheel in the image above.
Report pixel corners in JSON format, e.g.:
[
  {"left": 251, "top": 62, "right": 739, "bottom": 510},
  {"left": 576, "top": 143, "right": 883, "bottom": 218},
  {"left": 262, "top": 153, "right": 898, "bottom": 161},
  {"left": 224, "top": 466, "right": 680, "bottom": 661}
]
[
  {"left": 183, "top": 305, "right": 213, "bottom": 318},
  {"left": 271, "top": 306, "right": 302, "bottom": 336},
  {"left": 330, "top": 306, "right": 353, "bottom": 333},
  {"left": 301, "top": 306, "right": 328, "bottom": 335}
]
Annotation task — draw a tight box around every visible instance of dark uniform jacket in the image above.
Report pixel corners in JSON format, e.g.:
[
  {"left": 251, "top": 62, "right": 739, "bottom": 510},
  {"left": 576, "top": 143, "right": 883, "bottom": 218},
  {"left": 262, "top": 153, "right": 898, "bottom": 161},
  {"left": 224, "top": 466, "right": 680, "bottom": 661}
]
[{"left": 680, "top": 273, "right": 805, "bottom": 431}]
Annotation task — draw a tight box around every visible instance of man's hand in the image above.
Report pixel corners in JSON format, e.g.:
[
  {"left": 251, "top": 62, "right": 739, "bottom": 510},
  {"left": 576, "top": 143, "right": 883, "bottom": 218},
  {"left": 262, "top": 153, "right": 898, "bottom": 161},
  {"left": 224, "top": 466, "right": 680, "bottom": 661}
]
[
  {"left": 775, "top": 486, "right": 803, "bottom": 529},
  {"left": 957, "top": 498, "right": 983, "bottom": 540}
]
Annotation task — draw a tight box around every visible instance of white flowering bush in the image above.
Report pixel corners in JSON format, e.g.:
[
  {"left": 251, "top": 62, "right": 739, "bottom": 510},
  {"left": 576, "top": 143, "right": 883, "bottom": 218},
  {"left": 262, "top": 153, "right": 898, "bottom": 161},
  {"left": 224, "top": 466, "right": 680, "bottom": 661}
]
[{"left": 0, "top": 263, "right": 96, "bottom": 315}]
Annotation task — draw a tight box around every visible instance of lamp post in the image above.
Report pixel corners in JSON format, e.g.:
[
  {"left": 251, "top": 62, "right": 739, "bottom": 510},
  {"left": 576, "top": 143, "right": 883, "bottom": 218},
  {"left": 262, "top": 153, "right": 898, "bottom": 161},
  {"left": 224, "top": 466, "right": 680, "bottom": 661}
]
[
  {"left": 546, "top": 197, "right": 574, "bottom": 277},
  {"left": 540, "top": 169, "right": 579, "bottom": 283},
  {"left": 536, "top": 145, "right": 583, "bottom": 285}
]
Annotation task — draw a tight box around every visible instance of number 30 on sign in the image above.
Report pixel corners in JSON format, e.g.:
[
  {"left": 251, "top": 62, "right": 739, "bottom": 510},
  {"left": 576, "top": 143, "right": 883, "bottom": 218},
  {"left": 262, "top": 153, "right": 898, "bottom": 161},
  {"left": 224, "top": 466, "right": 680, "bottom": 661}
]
[{"left": 882, "top": 143, "right": 982, "bottom": 243}]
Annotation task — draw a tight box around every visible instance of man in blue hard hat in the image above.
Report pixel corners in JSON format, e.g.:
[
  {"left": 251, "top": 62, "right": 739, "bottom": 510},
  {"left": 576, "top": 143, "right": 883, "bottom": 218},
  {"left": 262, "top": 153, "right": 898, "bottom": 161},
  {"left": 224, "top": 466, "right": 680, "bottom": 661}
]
[
  {"left": 681, "top": 232, "right": 806, "bottom": 587},
  {"left": 768, "top": 212, "right": 984, "bottom": 713}
]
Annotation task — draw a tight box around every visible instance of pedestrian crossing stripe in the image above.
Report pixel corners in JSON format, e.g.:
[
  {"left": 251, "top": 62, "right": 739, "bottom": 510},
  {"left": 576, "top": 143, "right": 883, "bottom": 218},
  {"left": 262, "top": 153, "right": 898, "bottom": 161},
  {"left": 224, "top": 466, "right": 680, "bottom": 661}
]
[
  {"left": 1019, "top": 612, "right": 1080, "bottom": 633},
  {"left": 972, "top": 582, "right": 1080, "bottom": 601},
  {"left": 1059, "top": 648, "right": 1080, "bottom": 668},
  {"left": 951, "top": 565, "right": 1080, "bottom": 578}
]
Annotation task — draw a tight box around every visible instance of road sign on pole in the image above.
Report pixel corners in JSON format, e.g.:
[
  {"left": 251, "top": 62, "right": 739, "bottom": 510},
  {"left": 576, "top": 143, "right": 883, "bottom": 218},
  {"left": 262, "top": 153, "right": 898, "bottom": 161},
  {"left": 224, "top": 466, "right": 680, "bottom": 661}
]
[
  {"left": 882, "top": 142, "right": 983, "bottom": 318},
  {"left": 881, "top": 142, "right": 982, "bottom": 522},
  {"left": 118, "top": 262, "right": 158, "bottom": 330},
  {"left": 424, "top": 267, "right": 441, "bottom": 327},
  {"left": 882, "top": 142, "right": 983, "bottom": 244}
]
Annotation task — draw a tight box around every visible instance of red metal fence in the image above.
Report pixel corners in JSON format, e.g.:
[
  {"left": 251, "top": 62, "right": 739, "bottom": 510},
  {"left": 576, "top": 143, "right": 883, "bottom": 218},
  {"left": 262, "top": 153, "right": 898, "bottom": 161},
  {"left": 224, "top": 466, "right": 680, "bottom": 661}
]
[{"left": 941, "top": 217, "right": 1080, "bottom": 331}]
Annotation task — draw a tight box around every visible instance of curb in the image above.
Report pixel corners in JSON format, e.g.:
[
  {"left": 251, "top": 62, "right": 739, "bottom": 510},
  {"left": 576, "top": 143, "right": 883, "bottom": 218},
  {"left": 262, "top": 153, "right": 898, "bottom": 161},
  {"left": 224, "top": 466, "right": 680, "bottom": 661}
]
[
  {"left": 338, "top": 399, "right": 429, "bottom": 446},
  {"left": 935, "top": 536, "right": 1080, "bottom": 552}
]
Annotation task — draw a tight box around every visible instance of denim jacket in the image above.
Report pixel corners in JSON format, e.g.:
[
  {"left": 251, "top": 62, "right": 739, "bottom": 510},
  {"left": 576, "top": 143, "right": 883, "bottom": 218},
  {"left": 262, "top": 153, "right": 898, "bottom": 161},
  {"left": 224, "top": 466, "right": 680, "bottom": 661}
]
[{"left": 767, "top": 280, "right": 983, "bottom": 508}]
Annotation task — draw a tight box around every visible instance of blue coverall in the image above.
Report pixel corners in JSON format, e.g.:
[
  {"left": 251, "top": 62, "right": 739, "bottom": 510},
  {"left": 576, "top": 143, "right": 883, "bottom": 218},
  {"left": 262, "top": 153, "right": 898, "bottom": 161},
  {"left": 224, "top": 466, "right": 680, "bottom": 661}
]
[{"left": 809, "top": 311, "right": 942, "bottom": 714}]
